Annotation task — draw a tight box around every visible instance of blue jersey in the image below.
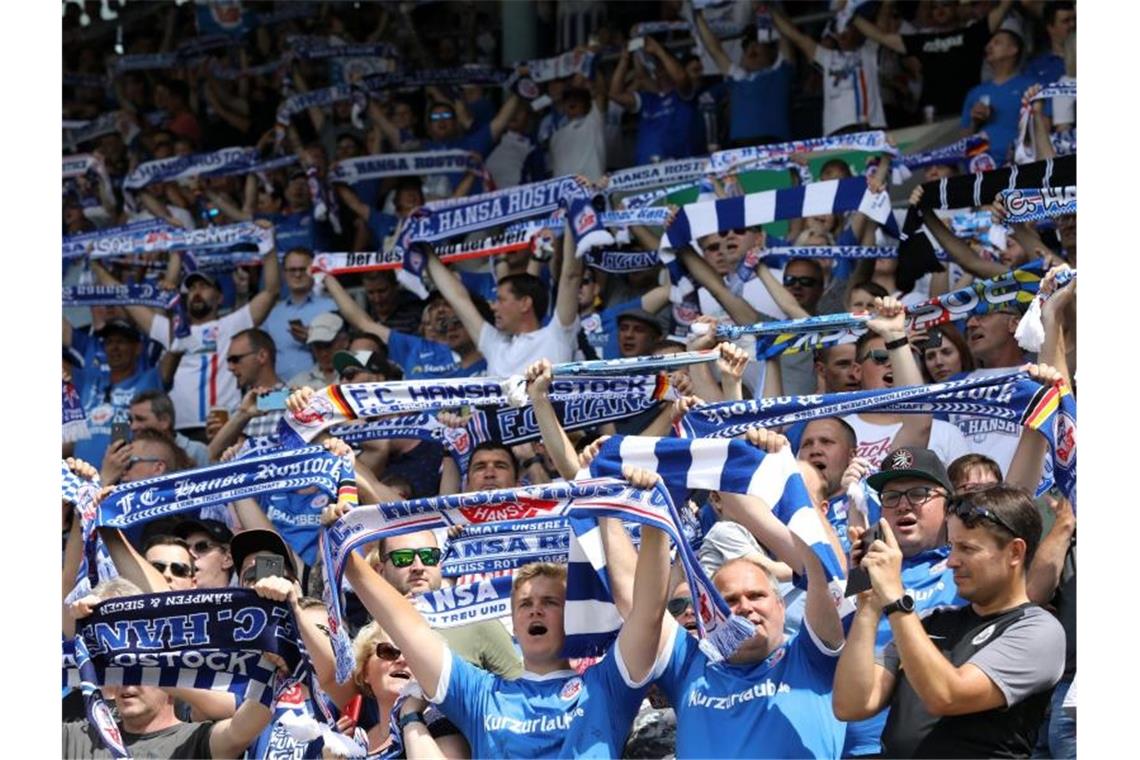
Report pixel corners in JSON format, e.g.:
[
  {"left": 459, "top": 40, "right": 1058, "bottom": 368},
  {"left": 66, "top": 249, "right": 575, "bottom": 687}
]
[
  {"left": 727, "top": 61, "right": 793, "bottom": 142},
  {"left": 387, "top": 331, "right": 486, "bottom": 379},
  {"left": 633, "top": 90, "right": 695, "bottom": 165},
  {"left": 257, "top": 489, "right": 333, "bottom": 565},
  {"left": 959, "top": 74, "right": 1037, "bottom": 165},
  {"left": 433, "top": 646, "right": 648, "bottom": 758},
  {"left": 843, "top": 546, "right": 965, "bottom": 756},
  {"left": 245, "top": 684, "right": 323, "bottom": 759},
  {"left": 579, "top": 298, "right": 639, "bottom": 359},
  {"left": 826, "top": 493, "right": 852, "bottom": 556},
  {"left": 72, "top": 366, "right": 163, "bottom": 466},
  {"left": 659, "top": 622, "right": 845, "bottom": 759}
]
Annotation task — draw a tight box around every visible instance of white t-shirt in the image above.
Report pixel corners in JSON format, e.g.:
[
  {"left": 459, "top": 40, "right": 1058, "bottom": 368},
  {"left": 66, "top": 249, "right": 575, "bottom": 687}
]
[
  {"left": 485, "top": 130, "right": 535, "bottom": 189},
  {"left": 844, "top": 413, "right": 971, "bottom": 471},
  {"left": 150, "top": 305, "right": 255, "bottom": 430},
  {"left": 939, "top": 368, "right": 1025, "bottom": 477},
  {"left": 812, "top": 41, "right": 886, "bottom": 136},
  {"left": 478, "top": 316, "right": 579, "bottom": 377},
  {"left": 550, "top": 103, "right": 606, "bottom": 182}
]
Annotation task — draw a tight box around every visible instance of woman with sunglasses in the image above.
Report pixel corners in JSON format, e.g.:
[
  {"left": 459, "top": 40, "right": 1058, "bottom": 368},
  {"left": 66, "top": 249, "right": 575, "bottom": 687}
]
[{"left": 334, "top": 622, "right": 469, "bottom": 759}]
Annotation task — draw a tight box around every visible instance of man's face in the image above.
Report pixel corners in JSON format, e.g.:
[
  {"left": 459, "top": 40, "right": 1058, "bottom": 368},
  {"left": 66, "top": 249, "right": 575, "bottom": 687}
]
[
  {"left": 985, "top": 31, "right": 1020, "bottom": 65},
  {"left": 698, "top": 234, "right": 733, "bottom": 276},
  {"left": 128, "top": 401, "right": 168, "bottom": 435},
  {"left": 103, "top": 333, "right": 141, "bottom": 373},
  {"left": 391, "top": 101, "right": 414, "bottom": 129},
  {"left": 283, "top": 251, "right": 314, "bottom": 294},
  {"left": 379, "top": 530, "right": 442, "bottom": 596},
  {"left": 1057, "top": 215, "right": 1076, "bottom": 250},
  {"left": 121, "top": 441, "right": 167, "bottom": 483},
  {"left": 965, "top": 311, "right": 1018, "bottom": 363},
  {"left": 578, "top": 274, "right": 600, "bottom": 311},
  {"left": 998, "top": 236, "right": 1029, "bottom": 269},
  {"left": 668, "top": 581, "right": 698, "bottom": 634},
  {"left": 511, "top": 575, "right": 567, "bottom": 664},
  {"left": 798, "top": 419, "right": 854, "bottom": 496},
  {"left": 364, "top": 276, "right": 397, "bottom": 313},
  {"left": 394, "top": 188, "right": 424, "bottom": 217},
  {"left": 930, "top": 0, "right": 956, "bottom": 27},
  {"left": 145, "top": 543, "right": 195, "bottom": 591},
  {"left": 226, "top": 335, "right": 262, "bottom": 389},
  {"left": 880, "top": 476, "right": 948, "bottom": 556},
  {"left": 923, "top": 338, "right": 965, "bottom": 382},
  {"left": 492, "top": 284, "right": 528, "bottom": 334},
  {"left": 335, "top": 136, "right": 360, "bottom": 161},
  {"left": 427, "top": 106, "right": 458, "bottom": 141},
  {"left": 256, "top": 190, "right": 282, "bottom": 215},
  {"left": 947, "top": 516, "right": 1017, "bottom": 604},
  {"left": 783, "top": 261, "right": 823, "bottom": 313},
  {"left": 816, "top": 343, "right": 862, "bottom": 392},
  {"left": 715, "top": 562, "right": 785, "bottom": 659},
  {"left": 107, "top": 685, "right": 169, "bottom": 729},
  {"left": 184, "top": 530, "right": 232, "bottom": 589},
  {"left": 435, "top": 303, "right": 471, "bottom": 351},
  {"left": 310, "top": 340, "right": 338, "bottom": 373},
  {"left": 858, "top": 337, "right": 894, "bottom": 389},
  {"left": 465, "top": 449, "right": 518, "bottom": 491},
  {"left": 722, "top": 227, "right": 761, "bottom": 265},
  {"left": 1048, "top": 9, "right": 1076, "bottom": 45},
  {"left": 847, "top": 287, "right": 877, "bottom": 314},
  {"left": 285, "top": 176, "right": 309, "bottom": 208},
  {"left": 186, "top": 280, "right": 221, "bottom": 320},
  {"left": 617, "top": 318, "right": 659, "bottom": 358}
]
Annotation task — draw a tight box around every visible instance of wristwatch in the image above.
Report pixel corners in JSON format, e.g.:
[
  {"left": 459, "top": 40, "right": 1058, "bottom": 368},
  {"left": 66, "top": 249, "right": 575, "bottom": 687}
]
[
  {"left": 884, "top": 336, "right": 910, "bottom": 351},
  {"left": 398, "top": 711, "right": 426, "bottom": 731},
  {"left": 883, "top": 593, "right": 915, "bottom": 617}
]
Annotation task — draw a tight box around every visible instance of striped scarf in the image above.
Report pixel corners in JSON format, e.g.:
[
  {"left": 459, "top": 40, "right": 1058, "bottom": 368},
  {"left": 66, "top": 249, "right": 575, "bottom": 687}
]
[
  {"left": 63, "top": 380, "right": 90, "bottom": 443},
  {"left": 897, "top": 155, "right": 1076, "bottom": 291},
  {"left": 999, "top": 187, "right": 1076, "bottom": 223},
  {"left": 62, "top": 283, "right": 179, "bottom": 310},
  {"left": 329, "top": 151, "right": 478, "bottom": 184},
  {"left": 123, "top": 147, "right": 261, "bottom": 189},
  {"left": 707, "top": 130, "right": 897, "bottom": 175},
  {"left": 62, "top": 218, "right": 174, "bottom": 260},
  {"left": 74, "top": 220, "right": 274, "bottom": 260},
  {"left": 891, "top": 133, "right": 992, "bottom": 183},
  {"left": 1015, "top": 81, "right": 1077, "bottom": 165},
  {"left": 679, "top": 370, "right": 1076, "bottom": 504}
]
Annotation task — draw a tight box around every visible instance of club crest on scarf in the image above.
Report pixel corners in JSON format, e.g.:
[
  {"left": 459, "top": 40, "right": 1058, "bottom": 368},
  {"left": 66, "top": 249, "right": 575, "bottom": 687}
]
[{"left": 458, "top": 496, "right": 561, "bottom": 524}]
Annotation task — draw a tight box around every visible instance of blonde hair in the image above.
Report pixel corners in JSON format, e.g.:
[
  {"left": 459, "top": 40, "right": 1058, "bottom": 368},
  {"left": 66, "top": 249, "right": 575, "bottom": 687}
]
[
  {"left": 510, "top": 562, "right": 567, "bottom": 605},
  {"left": 351, "top": 620, "right": 392, "bottom": 697}
]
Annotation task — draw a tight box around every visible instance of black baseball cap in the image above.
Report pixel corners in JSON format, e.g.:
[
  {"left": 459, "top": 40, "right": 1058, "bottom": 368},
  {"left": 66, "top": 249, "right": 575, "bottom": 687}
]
[
  {"left": 229, "top": 529, "right": 297, "bottom": 579},
  {"left": 173, "top": 518, "right": 234, "bottom": 546},
  {"left": 333, "top": 350, "right": 388, "bottom": 378},
  {"left": 868, "top": 447, "right": 954, "bottom": 494},
  {"left": 95, "top": 318, "right": 142, "bottom": 342},
  {"left": 181, "top": 271, "right": 220, "bottom": 291}
]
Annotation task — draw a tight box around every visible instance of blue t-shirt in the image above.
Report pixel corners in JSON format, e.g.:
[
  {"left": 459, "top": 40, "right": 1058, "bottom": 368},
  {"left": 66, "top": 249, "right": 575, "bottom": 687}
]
[
  {"left": 367, "top": 209, "right": 400, "bottom": 250},
  {"left": 262, "top": 291, "right": 340, "bottom": 381},
  {"left": 259, "top": 210, "right": 316, "bottom": 253},
  {"left": 387, "top": 331, "right": 486, "bottom": 379},
  {"left": 633, "top": 90, "right": 696, "bottom": 165},
  {"left": 728, "top": 61, "right": 793, "bottom": 142},
  {"left": 1026, "top": 53, "right": 1066, "bottom": 86},
  {"left": 959, "top": 74, "right": 1037, "bottom": 165},
  {"left": 425, "top": 123, "right": 495, "bottom": 194},
  {"left": 842, "top": 546, "right": 965, "bottom": 756},
  {"left": 257, "top": 489, "right": 333, "bottom": 565},
  {"left": 458, "top": 270, "right": 498, "bottom": 304},
  {"left": 659, "top": 622, "right": 845, "bottom": 759},
  {"left": 433, "top": 646, "right": 648, "bottom": 758},
  {"left": 72, "top": 366, "right": 163, "bottom": 465},
  {"left": 579, "top": 298, "right": 639, "bottom": 360}
]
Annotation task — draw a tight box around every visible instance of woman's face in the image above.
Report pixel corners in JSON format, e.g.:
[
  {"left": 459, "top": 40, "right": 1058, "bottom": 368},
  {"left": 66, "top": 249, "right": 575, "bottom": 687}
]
[
  {"left": 365, "top": 637, "right": 414, "bottom": 702},
  {"left": 923, "top": 337, "right": 964, "bottom": 382},
  {"left": 847, "top": 287, "right": 876, "bottom": 314}
]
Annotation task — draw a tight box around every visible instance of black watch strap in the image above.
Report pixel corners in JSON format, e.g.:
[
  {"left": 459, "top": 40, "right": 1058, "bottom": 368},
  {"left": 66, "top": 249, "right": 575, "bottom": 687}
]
[
  {"left": 884, "top": 594, "right": 915, "bottom": 616},
  {"left": 884, "top": 336, "right": 910, "bottom": 351},
  {"left": 398, "top": 711, "right": 427, "bottom": 730}
]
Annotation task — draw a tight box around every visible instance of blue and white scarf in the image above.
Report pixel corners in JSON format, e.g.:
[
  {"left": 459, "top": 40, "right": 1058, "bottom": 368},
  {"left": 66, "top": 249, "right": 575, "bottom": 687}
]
[
  {"left": 329, "top": 151, "right": 477, "bottom": 184},
  {"left": 76, "top": 221, "right": 274, "bottom": 260},
  {"left": 708, "top": 130, "right": 897, "bottom": 175},
  {"left": 64, "top": 72, "right": 109, "bottom": 90},
  {"left": 763, "top": 245, "right": 935, "bottom": 260},
  {"left": 552, "top": 350, "right": 717, "bottom": 375},
  {"left": 1015, "top": 81, "right": 1078, "bottom": 165},
  {"left": 64, "top": 111, "right": 123, "bottom": 150},
  {"left": 679, "top": 370, "right": 1077, "bottom": 504},
  {"left": 63, "top": 153, "right": 103, "bottom": 179},
  {"left": 439, "top": 519, "right": 643, "bottom": 577},
  {"left": 999, "top": 187, "right": 1076, "bottom": 223},
  {"left": 583, "top": 248, "right": 661, "bottom": 272},
  {"left": 462, "top": 394, "right": 663, "bottom": 449},
  {"left": 605, "top": 158, "right": 712, "bottom": 194},
  {"left": 319, "top": 477, "right": 751, "bottom": 680},
  {"left": 124, "top": 147, "right": 261, "bottom": 189},
  {"left": 891, "top": 133, "right": 992, "bottom": 183},
  {"left": 505, "top": 206, "right": 672, "bottom": 236},
  {"left": 63, "top": 381, "right": 90, "bottom": 443},
  {"left": 523, "top": 49, "right": 597, "bottom": 83},
  {"left": 287, "top": 38, "right": 398, "bottom": 60},
  {"left": 62, "top": 283, "right": 179, "bottom": 310},
  {"left": 62, "top": 218, "right": 172, "bottom": 259},
  {"left": 112, "top": 52, "right": 180, "bottom": 73}
]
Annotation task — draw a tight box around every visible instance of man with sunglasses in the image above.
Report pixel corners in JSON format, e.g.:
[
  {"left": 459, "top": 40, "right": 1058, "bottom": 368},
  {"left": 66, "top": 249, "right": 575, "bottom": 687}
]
[
  {"left": 421, "top": 93, "right": 522, "bottom": 198},
  {"left": 262, "top": 247, "right": 339, "bottom": 381},
  {"left": 370, "top": 530, "right": 522, "bottom": 678},
  {"left": 835, "top": 483, "right": 1065, "bottom": 758},
  {"left": 837, "top": 445, "right": 968, "bottom": 756},
  {"left": 142, "top": 535, "right": 196, "bottom": 591},
  {"left": 173, "top": 519, "right": 234, "bottom": 589},
  {"left": 208, "top": 328, "right": 288, "bottom": 460}
]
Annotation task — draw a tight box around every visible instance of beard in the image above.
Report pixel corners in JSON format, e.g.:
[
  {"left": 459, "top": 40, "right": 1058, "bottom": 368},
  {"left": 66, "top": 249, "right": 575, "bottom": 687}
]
[{"left": 188, "top": 299, "right": 212, "bottom": 319}]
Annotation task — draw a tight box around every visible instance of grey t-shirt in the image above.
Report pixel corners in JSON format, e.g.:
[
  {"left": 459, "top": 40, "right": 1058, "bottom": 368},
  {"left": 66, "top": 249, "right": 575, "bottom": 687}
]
[{"left": 63, "top": 720, "right": 214, "bottom": 759}]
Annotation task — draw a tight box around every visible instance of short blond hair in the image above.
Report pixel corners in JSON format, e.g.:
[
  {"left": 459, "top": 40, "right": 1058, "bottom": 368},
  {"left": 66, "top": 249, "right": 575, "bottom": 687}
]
[
  {"left": 510, "top": 562, "right": 567, "bottom": 606},
  {"left": 351, "top": 620, "right": 392, "bottom": 697}
]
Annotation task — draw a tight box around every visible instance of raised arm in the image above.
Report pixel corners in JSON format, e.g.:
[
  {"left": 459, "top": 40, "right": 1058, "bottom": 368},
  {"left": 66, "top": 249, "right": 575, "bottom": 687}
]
[
  {"left": 525, "top": 359, "right": 580, "bottom": 479},
  {"left": 90, "top": 261, "right": 161, "bottom": 335},
  {"left": 755, "top": 265, "right": 811, "bottom": 319},
  {"left": 867, "top": 296, "right": 924, "bottom": 387},
  {"left": 917, "top": 203, "right": 1008, "bottom": 280},
  {"left": 770, "top": 6, "right": 819, "bottom": 60},
  {"left": 677, "top": 246, "right": 762, "bottom": 325},
  {"left": 1026, "top": 495, "right": 1074, "bottom": 605},
  {"left": 616, "top": 521, "right": 673, "bottom": 684},
  {"left": 645, "top": 36, "right": 693, "bottom": 98},
  {"left": 852, "top": 15, "right": 906, "bottom": 54},
  {"left": 987, "top": 0, "right": 1015, "bottom": 33},
  {"left": 488, "top": 93, "right": 523, "bottom": 143},
  {"left": 246, "top": 221, "right": 281, "bottom": 325},
  {"left": 334, "top": 183, "right": 371, "bottom": 221},
  {"left": 555, "top": 227, "right": 584, "bottom": 328},
  {"left": 322, "top": 273, "right": 391, "bottom": 342},
  {"left": 833, "top": 588, "right": 897, "bottom": 720},
  {"left": 608, "top": 47, "right": 638, "bottom": 111},
  {"left": 425, "top": 247, "right": 489, "bottom": 342},
  {"left": 693, "top": 10, "right": 733, "bottom": 74}
]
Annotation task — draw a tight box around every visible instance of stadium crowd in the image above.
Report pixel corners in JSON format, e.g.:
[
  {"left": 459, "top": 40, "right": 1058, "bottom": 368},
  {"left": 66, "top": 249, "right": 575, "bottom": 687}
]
[{"left": 61, "top": 0, "right": 1077, "bottom": 757}]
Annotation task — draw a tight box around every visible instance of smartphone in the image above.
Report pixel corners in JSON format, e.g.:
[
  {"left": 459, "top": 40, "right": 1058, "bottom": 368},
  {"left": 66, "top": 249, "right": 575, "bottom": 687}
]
[
  {"left": 919, "top": 330, "right": 943, "bottom": 352},
  {"left": 110, "top": 422, "right": 131, "bottom": 447},
  {"left": 844, "top": 523, "right": 883, "bottom": 597},
  {"left": 289, "top": 318, "right": 304, "bottom": 329},
  {"left": 254, "top": 554, "right": 285, "bottom": 582},
  {"left": 257, "top": 389, "right": 289, "bottom": 412}
]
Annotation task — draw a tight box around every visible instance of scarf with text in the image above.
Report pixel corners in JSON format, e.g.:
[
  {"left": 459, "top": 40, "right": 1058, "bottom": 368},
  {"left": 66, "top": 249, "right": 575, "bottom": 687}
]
[
  {"left": 63, "top": 153, "right": 104, "bottom": 179},
  {"left": 311, "top": 229, "right": 535, "bottom": 275},
  {"left": 65, "top": 467, "right": 119, "bottom": 605},
  {"left": 124, "top": 147, "right": 261, "bottom": 189},
  {"left": 891, "top": 133, "right": 992, "bottom": 183},
  {"left": 708, "top": 130, "right": 897, "bottom": 175},
  {"left": 73, "top": 221, "right": 275, "bottom": 260},
  {"left": 1014, "top": 81, "right": 1077, "bottom": 165},
  {"left": 64, "top": 111, "right": 125, "bottom": 150},
  {"left": 583, "top": 248, "right": 661, "bottom": 272},
  {"left": 897, "top": 155, "right": 1076, "bottom": 291},
  {"left": 63, "top": 218, "right": 173, "bottom": 259},
  {"left": 439, "top": 519, "right": 644, "bottom": 577},
  {"left": 278, "top": 375, "right": 676, "bottom": 445},
  {"left": 62, "top": 283, "right": 180, "bottom": 310},
  {"left": 999, "top": 187, "right": 1076, "bottom": 223},
  {"left": 505, "top": 206, "right": 672, "bottom": 236},
  {"left": 328, "top": 151, "right": 479, "bottom": 184},
  {"left": 63, "top": 380, "right": 90, "bottom": 443},
  {"left": 605, "top": 158, "right": 712, "bottom": 194},
  {"left": 680, "top": 370, "right": 1076, "bottom": 504},
  {"left": 523, "top": 49, "right": 597, "bottom": 83}
]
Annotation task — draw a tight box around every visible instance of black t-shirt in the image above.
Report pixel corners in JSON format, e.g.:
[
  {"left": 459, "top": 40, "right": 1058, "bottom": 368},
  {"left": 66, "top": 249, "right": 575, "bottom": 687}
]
[
  {"left": 879, "top": 603, "right": 1064, "bottom": 758},
  {"left": 902, "top": 20, "right": 993, "bottom": 117}
]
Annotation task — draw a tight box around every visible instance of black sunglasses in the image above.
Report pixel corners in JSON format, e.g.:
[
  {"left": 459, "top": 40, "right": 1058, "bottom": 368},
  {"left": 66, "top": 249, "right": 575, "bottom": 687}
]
[
  {"left": 667, "top": 597, "right": 693, "bottom": 617},
  {"left": 374, "top": 642, "right": 402, "bottom": 661},
  {"left": 783, "top": 275, "right": 821, "bottom": 288},
  {"left": 948, "top": 497, "right": 1020, "bottom": 536},
  {"left": 859, "top": 349, "right": 890, "bottom": 365},
  {"left": 150, "top": 560, "right": 193, "bottom": 579},
  {"left": 384, "top": 547, "right": 442, "bottom": 568},
  {"left": 188, "top": 540, "right": 221, "bottom": 556},
  {"left": 226, "top": 351, "right": 253, "bottom": 365}
]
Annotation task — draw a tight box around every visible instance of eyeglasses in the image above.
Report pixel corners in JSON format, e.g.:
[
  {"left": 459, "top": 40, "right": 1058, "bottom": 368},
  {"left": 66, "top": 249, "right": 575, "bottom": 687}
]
[
  {"left": 667, "top": 597, "right": 693, "bottom": 617},
  {"left": 429, "top": 111, "right": 455, "bottom": 121},
  {"left": 725, "top": 227, "right": 749, "bottom": 236},
  {"left": 948, "top": 497, "right": 1020, "bottom": 535},
  {"left": 150, "top": 560, "right": 194, "bottom": 579},
  {"left": 859, "top": 349, "right": 890, "bottom": 365},
  {"left": 880, "top": 486, "right": 946, "bottom": 510},
  {"left": 383, "top": 547, "right": 442, "bottom": 568},
  {"left": 127, "top": 456, "right": 163, "bottom": 469},
  {"left": 783, "top": 275, "right": 821, "bottom": 288},
  {"left": 188, "top": 540, "right": 220, "bottom": 556},
  {"left": 226, "top": 351, "right": 253, "bottom": 364},
  {"left": 374, "top": 642, "right": 402, "bottom": 661}
]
